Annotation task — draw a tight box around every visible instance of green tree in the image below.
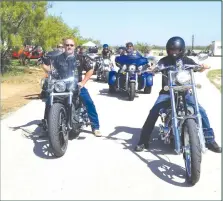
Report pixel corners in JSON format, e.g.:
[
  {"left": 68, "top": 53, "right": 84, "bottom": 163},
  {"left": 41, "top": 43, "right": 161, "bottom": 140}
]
[
  {"left": 0, "top": 1, "right": 48, "bottom": 72},
  {"left": 134, "top": 42, "right": 151, "bottom": 53}
]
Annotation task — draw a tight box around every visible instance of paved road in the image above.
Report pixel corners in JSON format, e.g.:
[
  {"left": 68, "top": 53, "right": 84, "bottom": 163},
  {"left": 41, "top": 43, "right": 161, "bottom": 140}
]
[{"left": 1, "top": 57, "right": 221, "bottom": 200}]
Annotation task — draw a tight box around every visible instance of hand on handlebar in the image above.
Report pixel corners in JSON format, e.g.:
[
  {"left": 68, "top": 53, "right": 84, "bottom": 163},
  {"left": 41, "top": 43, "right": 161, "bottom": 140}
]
[{"left": 200, "top": 64, "right": 211, "bottom": 72}]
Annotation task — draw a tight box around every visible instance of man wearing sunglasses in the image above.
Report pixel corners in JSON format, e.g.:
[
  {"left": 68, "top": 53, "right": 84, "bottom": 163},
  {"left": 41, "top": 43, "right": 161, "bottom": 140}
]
[{"left": 41, "top": 38, "right": 101, "bottom": 137}]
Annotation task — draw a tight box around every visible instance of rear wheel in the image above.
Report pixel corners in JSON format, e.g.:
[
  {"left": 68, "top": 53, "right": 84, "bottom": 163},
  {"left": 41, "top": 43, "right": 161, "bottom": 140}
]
[
  {"left": 129, "top": 82, "right": 136, "bottom": 101},
  {"left": 183, "top": 118, "right": 201, "bottom": 185},
  {"left": 48, "top": 103, "right": 68, "bottom": 157},
  {"left": 104, "top": 71, "right": 109, "bottom": 83}
]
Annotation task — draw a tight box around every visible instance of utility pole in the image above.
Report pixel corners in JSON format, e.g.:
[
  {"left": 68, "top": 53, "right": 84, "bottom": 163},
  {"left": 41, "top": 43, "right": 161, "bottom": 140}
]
[{"left": 192, "top": 34, "right": 194, "bottom": 50}]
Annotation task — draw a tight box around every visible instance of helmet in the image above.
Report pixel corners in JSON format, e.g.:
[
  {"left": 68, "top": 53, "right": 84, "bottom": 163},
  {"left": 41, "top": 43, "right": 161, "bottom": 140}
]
[
  {"left": 89, "top": 46, "right": 98, "bottom": 53},
  {"left": 166, "top": 36, "right": 185, "bottom": 59},
  {"left": 103, "top": 44, "right": 109, "bottom": 49}
]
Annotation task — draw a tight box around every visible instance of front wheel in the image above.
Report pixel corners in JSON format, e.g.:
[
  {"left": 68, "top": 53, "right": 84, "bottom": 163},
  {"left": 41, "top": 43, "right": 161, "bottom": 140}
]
[
  {"left": 104, "top": 71, "right": 109, "bottom": 83},
  {"left": 48, "top": 103, "right": 69, "bottom": 157},
  {"left": 144, "top": 86, "right": 152, "bottom": 94},
  {"left": 183, "top": 118, "right": 201, "bottom": 185},
  {"left": 129, "top": 82, "right": 136, "bottom": 101}
]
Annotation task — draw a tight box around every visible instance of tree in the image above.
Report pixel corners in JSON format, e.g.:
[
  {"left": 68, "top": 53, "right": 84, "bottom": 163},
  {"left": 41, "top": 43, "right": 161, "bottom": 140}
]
[
  {"left": 134, "top": 42, "right": 151, "bottom": 53},
  {"left": 36, "top": 15, "right": 81, "bottom": 51},
  {"left": 0, "top": 1, "right": 48, "bottom": 72}
]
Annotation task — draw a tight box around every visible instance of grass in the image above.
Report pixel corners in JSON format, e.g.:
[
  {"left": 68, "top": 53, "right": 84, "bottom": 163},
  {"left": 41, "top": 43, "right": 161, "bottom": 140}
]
[
  {"left": 1, "top": 59, "right": 40, "bottom": 83},
  {"left": 207, "top": 69, "right": 222, "bottom": 92}
]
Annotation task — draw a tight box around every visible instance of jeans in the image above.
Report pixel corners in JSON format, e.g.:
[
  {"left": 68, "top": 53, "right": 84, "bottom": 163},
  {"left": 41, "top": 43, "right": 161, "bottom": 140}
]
[
  {"left": 79, "top": 87, "right": 100, "bottom": 130},
  {"left": 139, "top": 94, "right": 215, "bottom": 145},
  {"left": 44, "top": 87, "right": 100, "bottom": 130}
]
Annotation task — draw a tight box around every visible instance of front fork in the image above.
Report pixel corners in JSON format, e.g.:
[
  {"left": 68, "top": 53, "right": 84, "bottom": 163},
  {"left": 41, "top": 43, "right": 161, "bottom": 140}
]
[
  {"left": 190, "top": 69, "right": 206, "bottom": 153},
  {"left": 169, "top": 87, "right": 181, "bottom": 154},
  {"left": 49, "top": 92, "right": 73, "bottom": 131},
  {"left": 127, "top": 72, "right": 138, "bottom": 90}
]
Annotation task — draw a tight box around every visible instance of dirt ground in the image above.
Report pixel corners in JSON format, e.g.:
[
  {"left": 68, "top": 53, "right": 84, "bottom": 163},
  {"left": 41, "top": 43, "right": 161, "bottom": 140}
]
[{"left": 1, "top": 68, "right": 45, "bottom": 118}]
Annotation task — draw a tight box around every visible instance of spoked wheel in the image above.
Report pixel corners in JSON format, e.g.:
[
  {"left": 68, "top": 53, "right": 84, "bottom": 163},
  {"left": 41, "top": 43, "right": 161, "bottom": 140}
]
[
  {"left": 183, "top": 119, "right": 201, "bottom": 185},
  {"left": 48, "top": 103, "right": 69, "bottom": 157}
]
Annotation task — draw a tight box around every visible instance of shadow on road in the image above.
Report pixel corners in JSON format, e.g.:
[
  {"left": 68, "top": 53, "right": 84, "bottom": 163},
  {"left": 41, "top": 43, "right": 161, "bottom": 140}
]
[
  {"left": 106, "top": 126, "right": 191, "bottom": 187},
  {"left": 98, "top": 88, "right": 139, "bottom": 101},
  {"left": 24, "top": 94, "right": 40, "bottom": 100},
  {"left": 10, "top": 120, "right": 56, "bottom": 159}
]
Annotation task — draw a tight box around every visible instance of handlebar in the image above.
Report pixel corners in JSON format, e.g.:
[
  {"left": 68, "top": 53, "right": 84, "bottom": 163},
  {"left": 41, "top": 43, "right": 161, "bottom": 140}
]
[{"left": 153, "top": 64, "right": 203, "bottom": 73}]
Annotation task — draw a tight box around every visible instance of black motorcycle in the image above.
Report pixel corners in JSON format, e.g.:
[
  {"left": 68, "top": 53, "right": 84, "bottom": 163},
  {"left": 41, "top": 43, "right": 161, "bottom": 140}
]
[{"left": 43, "top": 53, "right": 90, "bottom": 157}]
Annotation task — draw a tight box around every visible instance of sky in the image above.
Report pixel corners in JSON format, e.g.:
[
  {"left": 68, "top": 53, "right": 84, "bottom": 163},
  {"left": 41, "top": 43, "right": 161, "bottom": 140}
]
[{"left": 48, "top": 1, "right": 221, "bottom": 46}]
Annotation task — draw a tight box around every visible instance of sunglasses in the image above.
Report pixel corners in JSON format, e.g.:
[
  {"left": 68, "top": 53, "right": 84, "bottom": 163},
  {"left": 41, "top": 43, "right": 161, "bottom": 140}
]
[
  {"left": 127, "top": 45, "right": 132, "bottom": 48},
  {"left": 58, "top": 46, "right": 63, "bottom": 48},
  {"left": 66, "top": 44, "right": 74, "bottom": 47}
]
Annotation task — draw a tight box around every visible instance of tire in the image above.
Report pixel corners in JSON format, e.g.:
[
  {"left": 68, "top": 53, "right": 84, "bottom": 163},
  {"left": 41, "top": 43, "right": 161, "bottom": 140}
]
[
  {"left": 129, "top": 82, "right": 136, "bottom": 101},
  {"left": 48, "top": 103, "right": 69, "bottom": 157},
  {"left": 183, "top": 118, "right": 201, "bottom": 185},
  {"left": 104, "top": 71, "right": 109, "bottom": 83},
  {"left": 109, "top": 85, "right": 116, "bottom": 93},
  {"left": 144, "top": 86, "right": 152, "bottom": 94}
]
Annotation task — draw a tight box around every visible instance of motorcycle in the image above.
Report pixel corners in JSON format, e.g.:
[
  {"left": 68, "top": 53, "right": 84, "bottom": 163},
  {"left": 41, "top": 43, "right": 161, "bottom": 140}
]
[
  {"left": 108, "top": 54, "right": 154, "bottom": 101},
  {"left": 96, "top": 58, "right": 113, "bottom": 82},
  {"left": 152, "top": 55, "right": 208, "bottom": 185},
  {"left": 42, "top": 52, "right": 90, "bottom": 157}
]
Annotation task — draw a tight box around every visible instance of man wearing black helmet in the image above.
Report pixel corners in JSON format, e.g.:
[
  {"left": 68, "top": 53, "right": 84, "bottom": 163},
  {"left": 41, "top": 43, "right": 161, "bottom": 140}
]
[{"left": 135, "top": 36, "right": 221, "bottom": 153}]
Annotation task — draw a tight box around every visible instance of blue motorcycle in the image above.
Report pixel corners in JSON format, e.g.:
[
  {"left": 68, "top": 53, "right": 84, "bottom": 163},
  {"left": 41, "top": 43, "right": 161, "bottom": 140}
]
[{"left": 108, "top": 54, "right": 154, "bottom": 101}]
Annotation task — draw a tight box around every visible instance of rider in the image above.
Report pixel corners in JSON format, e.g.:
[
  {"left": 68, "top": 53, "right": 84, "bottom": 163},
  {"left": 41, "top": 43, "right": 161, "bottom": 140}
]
[
  {"left": 135, "top": 36, "right": 222, "bottom": 153},
  {"left": 41, "top": 38, "right": 101, "bottom": 137},
  {"left": 101, "top": 44, "right": 112, "bottom": 59},
  {"left": 125, "top": 42, "right": 142, "bottom": 56}
]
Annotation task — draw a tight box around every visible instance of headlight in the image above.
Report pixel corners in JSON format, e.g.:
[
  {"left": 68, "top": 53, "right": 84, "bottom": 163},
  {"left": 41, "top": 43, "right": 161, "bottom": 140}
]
[
  {"left": 104, "top": 59, "right": 110, "bottom": 65},
  {"left": 176, "top": 71, "right": 191, "bottom": 84},
  {"left": 54, "top": 81, "right": 66, "bottom": 92},
  {"left": 129, "top": 65, "right": 136, "bottom": 71}
]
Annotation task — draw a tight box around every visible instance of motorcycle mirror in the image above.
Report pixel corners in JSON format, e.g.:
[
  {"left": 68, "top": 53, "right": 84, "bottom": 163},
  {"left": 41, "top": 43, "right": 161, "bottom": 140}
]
[{"left": 46, "top": 50, "right": 63, "bottom": 57}]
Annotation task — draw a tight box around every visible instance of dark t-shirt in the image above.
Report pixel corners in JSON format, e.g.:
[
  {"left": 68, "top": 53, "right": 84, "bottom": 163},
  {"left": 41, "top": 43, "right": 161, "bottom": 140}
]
[
  {"left": 102, "top": 49, "right": 112, "bottom": 59},
  {"left": 157, "top": 56, "right": 197, "bottom": 95},
  {"left": 43, "top": 53, "right": 93, "bottom": 81}
]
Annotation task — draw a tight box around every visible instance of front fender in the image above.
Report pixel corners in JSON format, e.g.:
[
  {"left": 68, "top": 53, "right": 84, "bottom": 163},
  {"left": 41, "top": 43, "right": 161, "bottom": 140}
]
[
  {"left": 129, "top": 73, "right": 136, "bottom": 82},
  {"left": 142, "top": 72, "right": 153, "bottom": 87},
  {"left": 108, "top": 71, "right": 117, "bottom": 85}
]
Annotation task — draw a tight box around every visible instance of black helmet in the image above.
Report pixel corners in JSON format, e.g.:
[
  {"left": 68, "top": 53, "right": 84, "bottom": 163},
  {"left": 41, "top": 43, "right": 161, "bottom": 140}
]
[
  {"left": 88, "top": 46, "right": 98, "bottom": 53},
  {"left": 166, "top": 36, "right": 185, "bottom": 58}
]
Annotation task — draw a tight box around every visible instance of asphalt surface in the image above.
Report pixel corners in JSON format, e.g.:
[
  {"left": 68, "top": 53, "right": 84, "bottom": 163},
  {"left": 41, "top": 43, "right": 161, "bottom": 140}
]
[{"left": 1, "top": 56, "right": 221, "bottom": 200}]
